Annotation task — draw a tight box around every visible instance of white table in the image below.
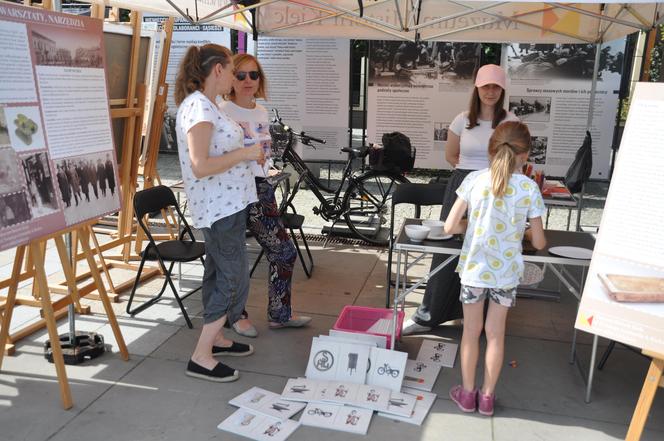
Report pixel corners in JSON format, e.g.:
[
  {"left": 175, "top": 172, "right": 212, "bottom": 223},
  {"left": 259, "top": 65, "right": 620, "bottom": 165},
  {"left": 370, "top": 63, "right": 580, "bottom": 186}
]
[{"left": 390, "top": 219, "right": 599, "bottom": 402}]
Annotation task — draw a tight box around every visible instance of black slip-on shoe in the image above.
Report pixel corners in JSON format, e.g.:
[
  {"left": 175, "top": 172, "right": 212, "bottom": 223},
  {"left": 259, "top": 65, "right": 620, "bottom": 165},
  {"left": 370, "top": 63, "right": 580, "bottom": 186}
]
[
  {"left": 185, "top": 360, "right": 239, "bottom": 382},
  {"left": 212, "top": 341, "right": 254, "bottom": 357}
]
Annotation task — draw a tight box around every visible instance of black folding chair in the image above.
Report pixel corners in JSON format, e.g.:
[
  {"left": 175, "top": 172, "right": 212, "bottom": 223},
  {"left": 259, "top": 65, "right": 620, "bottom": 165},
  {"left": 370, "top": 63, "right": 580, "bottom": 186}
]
[
  {"left": 249, "top": 204, "right": 314, "bottom": 279},
  {"left": 385, "top": 182, "right": 446, "bottom": 307},
  {"left": 126, "top": 185, "right": 205, "bottom": 328}
]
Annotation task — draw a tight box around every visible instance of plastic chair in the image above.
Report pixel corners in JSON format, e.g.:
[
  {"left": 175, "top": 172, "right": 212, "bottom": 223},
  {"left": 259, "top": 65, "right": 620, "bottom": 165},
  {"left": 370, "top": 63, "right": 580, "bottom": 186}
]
[
  {"left": 126, "top": 185, "right": 205, "bottom": 329},
  {"left": 385, "top": 182, "right": 446, "bottom": 307}
]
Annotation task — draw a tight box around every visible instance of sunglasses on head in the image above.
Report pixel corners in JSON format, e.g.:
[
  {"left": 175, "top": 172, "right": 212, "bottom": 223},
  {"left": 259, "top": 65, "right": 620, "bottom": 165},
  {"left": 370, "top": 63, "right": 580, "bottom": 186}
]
[{"left": 235, "top": 70, "right": 260, "bottom": 81}]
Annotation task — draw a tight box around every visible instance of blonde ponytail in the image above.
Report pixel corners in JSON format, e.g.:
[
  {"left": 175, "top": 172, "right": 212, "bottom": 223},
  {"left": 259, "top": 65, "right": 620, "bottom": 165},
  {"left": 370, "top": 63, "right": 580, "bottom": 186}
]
[
  {"left": 174, "top": 44, "right": 233, "bottom": 106},
  {"left": 488, "top": 121, "right": 532, "bottom": 198}
]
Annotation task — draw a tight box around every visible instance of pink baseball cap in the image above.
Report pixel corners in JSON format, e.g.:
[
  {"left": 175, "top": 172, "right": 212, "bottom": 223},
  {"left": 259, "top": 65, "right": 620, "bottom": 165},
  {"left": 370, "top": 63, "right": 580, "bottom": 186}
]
[{"left": 475, "top": 64, "right": 506, "bottom": 89}]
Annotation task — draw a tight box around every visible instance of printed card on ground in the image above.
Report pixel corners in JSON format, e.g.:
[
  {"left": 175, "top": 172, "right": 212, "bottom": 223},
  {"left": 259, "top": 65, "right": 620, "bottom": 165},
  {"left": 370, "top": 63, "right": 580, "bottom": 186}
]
[
  {"left": 402, "top": 359, "right": 442, "bottom": 391},
  {"left": 281, "top": 378, "right": 318, "bottom": 402},
  {"left": 218, "top": 408, "right": 300, "bottom": 441},
  {"left": 329, "top": 329, "right": 386, "bottom": 348},
  {"left": 366, "top": 346, "right": 408, "bottom": 392},
  {"left": 322, "top": 381, "right": 360, "bottom": 405},
  {"left": 416, "top": 339, "right": 458, "bottom": 368},
  {"left": 378, "top": 387, "right": 437, "bottom": 426},
  {"left": 230, "top": 387, "right": 306, "bottom": 420},
  {"left": 381, "top": 390, "right": 418, "bottom": 417},
  {"left": 355, "top": 383, "right": 391, "bottom": 412},
  {"left": 305, "top": 337, "right": 341, "bottom": 380},
  {"left": 300, "top": 403, "right": 373, "bottom": 435},
  {"left": 335, "top": 342, "right": 371, "bottom": 384}
]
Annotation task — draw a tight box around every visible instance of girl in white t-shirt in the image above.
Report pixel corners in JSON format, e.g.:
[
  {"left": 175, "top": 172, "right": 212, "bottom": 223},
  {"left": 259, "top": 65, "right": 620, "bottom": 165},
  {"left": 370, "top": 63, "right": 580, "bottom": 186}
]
[
  {"left": 175, "top": 44, "right": 265, "bottom": 383},
  {"left": 444, "top": 121, "right": 547, "bottom": 416},
  {"left": 221, "top": 54, "right": 311, "bottom": 338},
  {"left": 403, "top": 64, "right": 519, "bottom": 336}
]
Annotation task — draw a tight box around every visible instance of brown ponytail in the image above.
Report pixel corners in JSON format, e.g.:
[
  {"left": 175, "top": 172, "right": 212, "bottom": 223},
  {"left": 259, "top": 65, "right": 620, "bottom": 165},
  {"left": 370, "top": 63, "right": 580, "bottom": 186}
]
[
  {"left": 174, "top": 43, "right": 233, "bottom": 106},
  {"left": 488, "top": 121, "right": 531, "bottom": 197}
]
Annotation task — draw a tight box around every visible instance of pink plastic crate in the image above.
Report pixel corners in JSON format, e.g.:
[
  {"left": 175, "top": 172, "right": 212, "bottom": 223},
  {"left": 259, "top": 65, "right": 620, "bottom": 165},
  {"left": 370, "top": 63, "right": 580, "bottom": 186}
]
[{"left": 333, "top": 306, "right": 404, "bottom": 349}]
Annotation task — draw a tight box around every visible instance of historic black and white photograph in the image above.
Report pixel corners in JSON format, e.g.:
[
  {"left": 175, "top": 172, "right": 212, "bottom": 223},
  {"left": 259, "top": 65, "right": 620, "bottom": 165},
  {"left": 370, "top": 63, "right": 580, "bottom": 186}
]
[
  {"left": 0, "top": 107, "right": 10, "bottom": 146},
  {"left": 509, "top": 96, "right": 552, "bottom": 122},
  {"left": 31, "top": 24, "right": 102, "bottom": 68},
  {"left": 529, "top": 136, "right": 548, "bottom": 164},
  {"left": 0, "top": 191, "right": 32, "bottom": 228},
  {"left": 54, "top": 151, "right": 119, "bottom": 226},
  {"left": 21, "top": 152, "right": 59, "bottom": 218},
  {"left": 0, "top": 148, "right": 22, "bottom": 194},
  {"left": 369, "top": 41, "right": 481, "bottom": 87},
  {"left": 433, "top": 122, "right": 449, "bottom": 142},
  {"left": 507, "top": 43, "right": 624, "bottom": 81}
]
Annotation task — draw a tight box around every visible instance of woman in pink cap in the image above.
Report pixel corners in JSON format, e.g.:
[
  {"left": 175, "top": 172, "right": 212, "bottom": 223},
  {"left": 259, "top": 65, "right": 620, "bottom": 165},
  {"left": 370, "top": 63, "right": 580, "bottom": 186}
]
[{"left": 403, "top": 64, "right": 519, "bottom": 330}]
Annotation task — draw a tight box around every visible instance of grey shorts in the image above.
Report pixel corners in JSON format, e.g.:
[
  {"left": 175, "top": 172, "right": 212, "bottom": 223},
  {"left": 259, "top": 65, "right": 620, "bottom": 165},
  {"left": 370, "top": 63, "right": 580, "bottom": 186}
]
[{"left": 460, "top": 284, "right": 517, "bottom": 308}]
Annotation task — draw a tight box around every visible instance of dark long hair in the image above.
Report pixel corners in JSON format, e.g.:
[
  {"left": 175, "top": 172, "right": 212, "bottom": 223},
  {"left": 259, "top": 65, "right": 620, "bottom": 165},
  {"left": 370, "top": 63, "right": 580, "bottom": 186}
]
[
  {"left": 466, "top": 87, "right": 506, "bottom": 130},
  {"left": 174, "top": 43, "right": 233, "bottom": 106}
]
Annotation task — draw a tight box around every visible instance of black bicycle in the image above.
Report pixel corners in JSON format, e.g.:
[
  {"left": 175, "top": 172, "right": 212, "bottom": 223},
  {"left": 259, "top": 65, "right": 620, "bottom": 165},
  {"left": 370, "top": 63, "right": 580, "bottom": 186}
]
[{"left": 269, "top": 110, "right": 410, "bottom": 245}]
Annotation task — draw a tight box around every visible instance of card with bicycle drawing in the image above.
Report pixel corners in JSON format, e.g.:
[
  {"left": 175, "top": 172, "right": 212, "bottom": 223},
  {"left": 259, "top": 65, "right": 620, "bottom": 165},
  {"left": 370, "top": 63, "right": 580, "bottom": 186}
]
[
  {"left": 300, "top": 403, "right": 373, "bottom": 435},
  {"left": 218, "top": 408, "right": 300, "bottom": 441},
  {"left": 416, "top": 339, "right": 458, "bottom": 368},
  {"left": 299, "top": 402, "right": 340, "bottom": 430},
  {"left": 230, "top": 387, "right": 306, "bottom": 420},
  {"left": 401, "top": 359, "right": 442, "bottom": 391},
  {"left": 366, "top": 346, "right": 408, "bottom": 392}
]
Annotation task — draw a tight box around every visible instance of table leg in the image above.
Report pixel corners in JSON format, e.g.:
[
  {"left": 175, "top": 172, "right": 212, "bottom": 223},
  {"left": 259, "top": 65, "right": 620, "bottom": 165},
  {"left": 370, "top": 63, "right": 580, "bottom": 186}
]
[
  {"left": 391, "top": 250, "right": 403, "bottom": 350},
  {"left": 585, "top": 334, "right": 599, "bottom": 403}
]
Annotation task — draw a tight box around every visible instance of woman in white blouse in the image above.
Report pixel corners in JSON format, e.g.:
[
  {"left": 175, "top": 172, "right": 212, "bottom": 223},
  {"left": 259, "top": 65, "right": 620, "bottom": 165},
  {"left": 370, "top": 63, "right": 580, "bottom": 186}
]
[{"left": 174, "top": 44, "right": 264, "bottom": 382}]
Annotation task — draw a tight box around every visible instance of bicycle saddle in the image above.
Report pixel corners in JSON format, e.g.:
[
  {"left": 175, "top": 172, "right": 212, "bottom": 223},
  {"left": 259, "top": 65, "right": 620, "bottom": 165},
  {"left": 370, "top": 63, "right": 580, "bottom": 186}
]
[{"left": 341, "top": 146, "right": 369, "bottom": 159}]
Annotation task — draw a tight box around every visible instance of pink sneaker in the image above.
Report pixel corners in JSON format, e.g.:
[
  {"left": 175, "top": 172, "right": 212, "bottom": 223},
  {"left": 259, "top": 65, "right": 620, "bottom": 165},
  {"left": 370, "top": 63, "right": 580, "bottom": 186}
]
[
  {"left": 449, "top": 385, "right": 477, "bottom": 413},
  {"left": 478, "top": 391, "right": 495, "bottom": 416}
]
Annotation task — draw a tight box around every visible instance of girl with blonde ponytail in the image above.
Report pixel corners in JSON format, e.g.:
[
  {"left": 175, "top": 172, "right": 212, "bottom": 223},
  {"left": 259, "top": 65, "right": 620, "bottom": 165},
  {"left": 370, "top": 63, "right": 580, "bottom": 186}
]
[{"left": 444, "top": 120, "right": 546, "bottom": 416}]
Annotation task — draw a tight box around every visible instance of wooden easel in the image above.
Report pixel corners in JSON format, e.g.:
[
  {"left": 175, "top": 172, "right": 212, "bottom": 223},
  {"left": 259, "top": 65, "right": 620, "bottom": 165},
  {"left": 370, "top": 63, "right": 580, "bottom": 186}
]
[
  {"left": 625, "top": 351, "right": 664, "bottom": 440},
  {"left": 0, "top": 224, "right": 129, "bottom": 409}
]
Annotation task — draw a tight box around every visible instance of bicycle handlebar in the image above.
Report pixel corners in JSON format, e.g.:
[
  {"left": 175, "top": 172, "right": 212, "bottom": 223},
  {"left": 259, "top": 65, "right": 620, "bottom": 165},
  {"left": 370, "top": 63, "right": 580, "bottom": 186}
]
[{"left": 271, "top": 108, "right": 326, "bottom": 147}]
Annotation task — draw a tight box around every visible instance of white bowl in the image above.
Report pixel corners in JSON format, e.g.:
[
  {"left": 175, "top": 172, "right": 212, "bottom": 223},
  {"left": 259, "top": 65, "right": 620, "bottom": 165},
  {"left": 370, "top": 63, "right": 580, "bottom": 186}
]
[
  {"left": 422, "top": 219, "right": 445, "bottom": 237},
  {"left": 405, "top": 225, "right": 430, "bottom": 242}
]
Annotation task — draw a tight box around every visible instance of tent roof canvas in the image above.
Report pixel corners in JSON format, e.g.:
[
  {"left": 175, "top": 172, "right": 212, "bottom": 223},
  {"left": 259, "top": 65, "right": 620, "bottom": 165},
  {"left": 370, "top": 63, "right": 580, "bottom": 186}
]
[{"left": 80, "top": 0, "right": 662, "bottom": 43}]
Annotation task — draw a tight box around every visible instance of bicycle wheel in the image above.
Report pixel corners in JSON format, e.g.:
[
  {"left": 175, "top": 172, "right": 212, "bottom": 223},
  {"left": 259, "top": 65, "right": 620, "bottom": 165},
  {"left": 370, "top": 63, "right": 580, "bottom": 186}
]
[{"left": 342, "top": 171, "right": 410, "bottom": 245}]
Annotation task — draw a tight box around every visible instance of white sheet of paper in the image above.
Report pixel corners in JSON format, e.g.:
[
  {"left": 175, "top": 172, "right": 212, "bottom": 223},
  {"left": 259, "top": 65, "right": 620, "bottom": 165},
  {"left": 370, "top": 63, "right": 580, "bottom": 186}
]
[
  {"left": 300, "top": 403, "right": 373, "bottom": 435},
  {"left": 378, "top": 387, "right": 437, "bottom": 425},
  {"left": 416, "top": 340, "right": 458, "bottom": 368},
  {"left": 322, "top": 381, "right": 360, "bottom": 405},
  {"left": 218, "top": 408, "right": 300, "bottom": 441},
  {"left": 281, "top": 378, "right": 318, "bottom": 402},
  {"left": 366, "top": 318, "right": 393, "bottom": 334},
  {"left": 305, "top": 337, "right": 340, "bottom": 380},
  {"left": 401, "top": 359, "right": 442, "bottom": 391},
  {"left": 230, "top": 387, "right": 306, "bottom": 420},
  {"left": 366, "top": 346, "right": 408, "bottom": 392},
  {"left": 355, "top": 383, "right": 391, "bottom": 412},
  {"left": 313, "top": 380, "right": 332, "bottom": 402},
  {"left": 334, "top": 342, "right": 371, "bottom": 383},
  {"left": 329, "top": 329, "right": 386, "bottom": 348},
  {"left": 381, "top": 390, "right": 418, "bottom": 417}
]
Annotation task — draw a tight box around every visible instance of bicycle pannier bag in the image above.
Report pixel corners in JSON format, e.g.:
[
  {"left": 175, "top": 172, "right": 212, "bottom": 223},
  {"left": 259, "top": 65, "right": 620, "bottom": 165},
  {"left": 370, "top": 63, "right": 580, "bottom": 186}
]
[
  {"left": 564, "top": 131, "right": 592, "bottom": 194},
  {"left": 370, "top": 132, "right": 416, "bottom": 173}
]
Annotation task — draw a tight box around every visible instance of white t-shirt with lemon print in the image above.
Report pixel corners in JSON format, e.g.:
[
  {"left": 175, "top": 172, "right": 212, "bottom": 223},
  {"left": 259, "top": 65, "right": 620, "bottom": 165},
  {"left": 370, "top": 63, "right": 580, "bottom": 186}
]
[{"left": 454, "top": 169, "right": 546, "bottom": 289}]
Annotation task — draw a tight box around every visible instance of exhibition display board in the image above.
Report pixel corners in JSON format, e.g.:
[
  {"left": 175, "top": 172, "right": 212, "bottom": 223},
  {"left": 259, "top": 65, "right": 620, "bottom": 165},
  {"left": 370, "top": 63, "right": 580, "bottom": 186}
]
[
  {"left": 143, "top": 15, "right": 230, "bottom": 152},
  {"left": 505, "top": 40, "right": 624, "bottom": 178},
  {"left": 0, "top": 2, "right": 120, "bottom": 253},
  {"left": 575, "top": 82, "right": 664, "bottom": 355},
  {"left": 257, "top": 37, "right": 350, "bottom": 161},
  {"left": 366, "top": 41, "right": 481, "bottom": 169}
]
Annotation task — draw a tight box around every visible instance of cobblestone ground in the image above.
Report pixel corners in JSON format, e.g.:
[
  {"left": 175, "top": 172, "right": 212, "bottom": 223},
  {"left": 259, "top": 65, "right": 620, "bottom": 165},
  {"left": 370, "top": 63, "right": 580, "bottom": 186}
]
[{"left": 155, "top": 153, "right": 608, "bottom": 235}]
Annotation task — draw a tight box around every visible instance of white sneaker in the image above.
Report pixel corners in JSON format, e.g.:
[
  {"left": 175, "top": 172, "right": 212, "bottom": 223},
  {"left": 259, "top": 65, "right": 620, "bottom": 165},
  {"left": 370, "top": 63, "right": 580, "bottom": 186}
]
[{"left": 402, "top": 319, "right": 432, "bottom": 336}]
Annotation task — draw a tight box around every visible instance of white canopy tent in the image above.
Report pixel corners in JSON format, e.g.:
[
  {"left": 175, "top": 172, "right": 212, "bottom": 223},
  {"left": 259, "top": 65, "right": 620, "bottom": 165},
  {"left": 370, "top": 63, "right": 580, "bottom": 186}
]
[{"left": 78, "top": 1, "right": 662, "bottom": 44}]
